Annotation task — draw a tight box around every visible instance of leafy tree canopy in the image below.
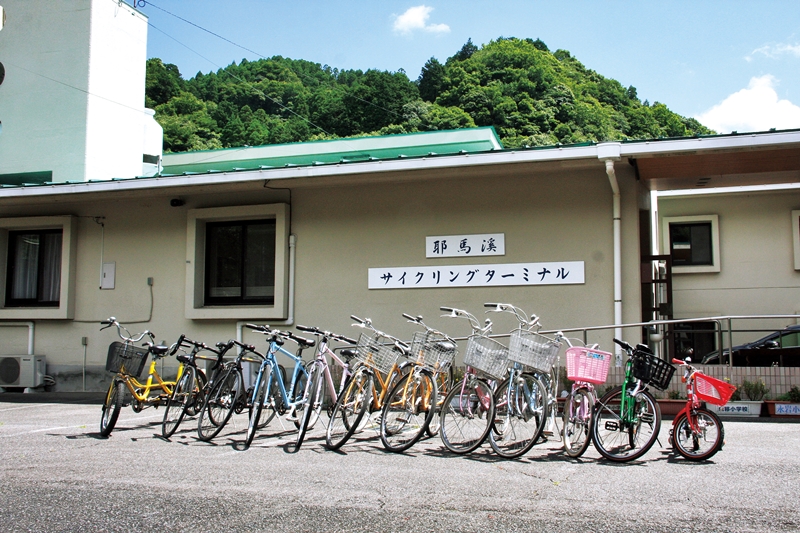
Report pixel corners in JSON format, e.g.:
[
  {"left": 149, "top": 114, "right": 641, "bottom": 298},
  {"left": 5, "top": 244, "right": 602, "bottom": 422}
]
[{"left": 146, "top": 38, "right": 714, "bottom": 153}]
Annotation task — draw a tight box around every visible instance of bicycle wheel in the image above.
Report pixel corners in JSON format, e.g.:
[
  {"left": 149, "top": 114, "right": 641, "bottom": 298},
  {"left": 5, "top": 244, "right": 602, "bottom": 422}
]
[
  {"left": 439, "top": 376, "right": 495, "bottom": 454},
  {"left": 562, "top": 387, "right": 593, "bottom": 458},
  {"left": 291, "top": 362, "right": 313, "bottom": 429},
  {"left": 326, "top": 367, "right": 372, "bottom": 450},
  {"left": 591, "top": 386, "right": 661, "bottom": 462},
  {"left": 673, "top": 408, "right": 724, "bottom": 461},
  {"left": 197, "top": 368, "right": 241, "bottom": 442},
  {"left": 426, "top": 367, "right": 453, "bottom": 437},
  {"left": 489, "top": 372, "right": 548, "bottom": 458},
  {"left": 380, "top": 368, "right": 437, "bottom": 453},
  {"left": 100, "top": 380, "right": 124, "bottom": 437},
  {"left": 162, "top": 366, "right": 196, "bottom": 439},
  {"left": 295, "top": 362, "right": 323, "bottom": 450},
  {"left": 244, "top": 366, "right": 274, "bottom": 448},
  {"left": 184, "top": 369, "right": 208, "bottom": 417}
]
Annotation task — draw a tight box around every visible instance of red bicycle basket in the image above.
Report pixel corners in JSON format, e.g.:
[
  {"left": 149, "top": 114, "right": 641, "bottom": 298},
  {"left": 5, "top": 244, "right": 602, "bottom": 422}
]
[
  {"left": 694, "top": 373, "right": 737, "bottom": 406},
  {"left": 566, "top": 346, "right": 612, "bottom": 385}
]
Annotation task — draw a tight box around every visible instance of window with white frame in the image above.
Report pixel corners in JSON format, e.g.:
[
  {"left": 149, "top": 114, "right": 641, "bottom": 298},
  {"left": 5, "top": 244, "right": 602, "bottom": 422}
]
[
  {"left": 662, "top": 215, "right": 720, "bottom": 273},
  {"left": 185, "top": 204, "right": 289, "bottom": 320},
  {"left": 0, "top": 216, "right": 76, "bottom": 319}
]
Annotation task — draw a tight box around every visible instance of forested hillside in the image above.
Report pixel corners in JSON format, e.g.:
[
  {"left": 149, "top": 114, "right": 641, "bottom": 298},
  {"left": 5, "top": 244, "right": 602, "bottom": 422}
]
[{"left": 146, "top": 37, "right": 714, "bottom": 153}]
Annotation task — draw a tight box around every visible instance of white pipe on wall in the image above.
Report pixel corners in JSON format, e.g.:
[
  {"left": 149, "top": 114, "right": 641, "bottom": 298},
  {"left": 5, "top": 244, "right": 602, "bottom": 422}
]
[
  {"left": 604, "top": 159, "right": 624, "bottom": 366},
  {"left": 0, "top": 322, "right": 35, "bottom": 355}
]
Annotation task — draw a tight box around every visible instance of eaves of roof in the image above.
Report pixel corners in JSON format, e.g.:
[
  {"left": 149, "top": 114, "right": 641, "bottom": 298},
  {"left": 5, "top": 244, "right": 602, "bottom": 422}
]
[{"left": 2, "top": 127, "right": 800, "bottom": 199}]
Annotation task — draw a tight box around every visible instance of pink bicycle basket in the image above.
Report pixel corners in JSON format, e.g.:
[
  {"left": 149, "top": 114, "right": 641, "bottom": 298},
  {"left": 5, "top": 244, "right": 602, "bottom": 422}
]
[{"left": 566, "top": 346, "right": 612, "bottom": 384}]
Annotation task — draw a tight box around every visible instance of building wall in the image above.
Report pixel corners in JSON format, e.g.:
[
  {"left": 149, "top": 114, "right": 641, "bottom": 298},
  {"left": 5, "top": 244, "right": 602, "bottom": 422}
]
[
  {"left": 658, "top": 189, "right": 800, "bottom": 344},
  {"left": 0, "top": 0, "right": 148, "bottom": 183},
  {"left": 0, "top": 160, "right": 643, "bottom": 391}
]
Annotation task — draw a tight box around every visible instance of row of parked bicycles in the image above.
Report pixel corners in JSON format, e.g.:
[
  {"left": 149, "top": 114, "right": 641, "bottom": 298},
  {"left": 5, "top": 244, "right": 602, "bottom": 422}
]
[{"left": 99, "top": 302, "right": 738, "bottom": 462}]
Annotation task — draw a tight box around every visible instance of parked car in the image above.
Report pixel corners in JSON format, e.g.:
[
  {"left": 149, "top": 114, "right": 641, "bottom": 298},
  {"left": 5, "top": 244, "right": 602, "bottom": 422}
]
[{"left": 701, "top": 325, "right": 800, "bottom": 366}]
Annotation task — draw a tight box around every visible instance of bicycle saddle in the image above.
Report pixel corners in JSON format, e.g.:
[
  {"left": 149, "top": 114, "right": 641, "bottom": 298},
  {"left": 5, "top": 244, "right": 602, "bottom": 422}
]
[{"left": 150, "top": 345, "right": 170, "bottom": 356}]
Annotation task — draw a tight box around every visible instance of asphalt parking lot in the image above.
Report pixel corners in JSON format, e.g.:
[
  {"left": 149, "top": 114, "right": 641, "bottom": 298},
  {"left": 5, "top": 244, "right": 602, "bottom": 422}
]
[{"left": 0, "top": 397, "right": 798, "bottom": 533}]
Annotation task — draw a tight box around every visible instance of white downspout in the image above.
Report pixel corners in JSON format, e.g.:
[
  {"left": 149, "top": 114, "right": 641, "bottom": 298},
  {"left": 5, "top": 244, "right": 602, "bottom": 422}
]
[
  {"left": 236, "top": 233, "right": 297, "bottom": 386},
  {"left": 605, "top": 159, "right": 624, "bottom": 366},
  {"left": 0, "top": 322, "right": 35, "bottom": 355}
]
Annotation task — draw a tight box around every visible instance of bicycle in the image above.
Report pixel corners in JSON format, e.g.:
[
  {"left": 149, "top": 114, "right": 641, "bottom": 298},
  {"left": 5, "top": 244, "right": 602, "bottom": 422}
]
[
  {"left": 325, "top": 316, "right": 411, "bottom": 451},
  {"left": 485, "top": 303, "right": 560, "bottom": 458},
  {"left": 438, "top": 306, "right": 499, "bottom": 454},
  {"left": 293, "top": 324, "right": 358, "bottom": 449},
  {"left": 381, "top": 313, "right": 455, "bottom": 449},
  {"left": 196, "top": 339, "right": 264, "bottom": 443},
  {"left": 161, "top": 336, "right": 235, "bottom": 439},
  {"left": 99, "top": 317, "right": 183, "bottom": 437},
  {"left": 243, "top": 325, "right": 315, "bottom": 450},
  {"left": 590, "top": 338, "right": 675, "bottom": 462},
  {"left": 669, "top": 357, "right": 735, "bottom": 461},
  {"left": 560, "top": 338, "right": 613, "bottom": 458}
]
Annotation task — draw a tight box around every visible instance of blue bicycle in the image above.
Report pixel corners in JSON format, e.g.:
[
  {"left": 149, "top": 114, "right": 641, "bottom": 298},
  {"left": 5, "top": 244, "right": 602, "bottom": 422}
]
[{"left": 244, "top": 324, "right": 315, "bottom": 450}]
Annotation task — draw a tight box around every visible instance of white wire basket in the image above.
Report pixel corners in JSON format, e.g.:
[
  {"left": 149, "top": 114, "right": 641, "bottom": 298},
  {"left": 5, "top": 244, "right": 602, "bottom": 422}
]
[
  {"left": 507, "top": 329, "right": 561, "bottom": 373},
  {"left": 408, "top": 331, "right": 457, "bottom": 373},
  {"left": 463, "top": 334, "right": 509, "bottom": 380}
]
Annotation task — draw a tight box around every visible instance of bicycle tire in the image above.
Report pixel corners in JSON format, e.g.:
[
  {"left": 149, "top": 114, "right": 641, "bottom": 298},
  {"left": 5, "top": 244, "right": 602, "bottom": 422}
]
[
  {"left": 291, "top": 362, "right": 312, "bottom": 429},
  {"left": 197, "top": 367, "right": 241, "bottom": 442},
  {"left": 562, "top": 386, "right": 593, "bottom": 458},
  {"left": 427, "top": 367, "right": 453, "bottom": 437},
  {"left": 100, "top": 380, "right": 124, "bottom": 437},
  {"left": 244, "top": 365, "right": 273, "bottom": 448},
  {"left": 439, "top": 376, "right": 495, "bottom": 454},
  {"left": 295, "top": 362, "right": 323, "bottom": 451},
  {"left": 380, "top": 368, "right": 437, "bottom": 453},
  {"left": 325, "top": 367, "right": 372, "bottom": 450},
  {"left": 162, "top": 366, "right": 195, "bottom": 439},
  {"left": 489, "top": 372, "right": 548, "bottom": 458},
  {"left": 184, "top": 369, "right": 208, "bottom": 417},
  {"left": 673, "top": 408, "right": 724, "bottom": 461},
  {"left": 591, "top": 385, "right": 661, "bottom": 462}
]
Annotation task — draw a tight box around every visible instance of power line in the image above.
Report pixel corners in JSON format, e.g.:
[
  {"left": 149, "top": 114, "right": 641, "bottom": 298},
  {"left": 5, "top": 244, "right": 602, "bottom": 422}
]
[{"left": 141, "top": 0, "right": 404, "bottom": 122}]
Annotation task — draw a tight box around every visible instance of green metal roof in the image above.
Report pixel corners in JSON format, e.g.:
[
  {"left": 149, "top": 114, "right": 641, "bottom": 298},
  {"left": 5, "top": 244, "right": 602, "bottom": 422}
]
[{"left": 160, "top": 127, "right": 504, "bottom": 175}]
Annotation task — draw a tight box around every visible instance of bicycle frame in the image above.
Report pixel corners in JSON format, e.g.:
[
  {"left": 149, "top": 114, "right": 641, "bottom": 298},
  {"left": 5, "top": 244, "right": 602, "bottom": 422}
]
[
  {"left": 252, "top": 338, "right": 309, "bottom": 415},
  {"left": 119, "top": 356, "right": 184, "bottom": 404}
]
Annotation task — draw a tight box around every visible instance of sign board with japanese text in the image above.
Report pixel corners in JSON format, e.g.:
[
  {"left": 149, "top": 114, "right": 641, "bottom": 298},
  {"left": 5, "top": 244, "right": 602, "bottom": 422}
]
[
  {"left": 368, "top": 261, "right": 584, "bottom": 289},
  {"left": 426, "top": 233, "right": 505, "bottom": 258}
]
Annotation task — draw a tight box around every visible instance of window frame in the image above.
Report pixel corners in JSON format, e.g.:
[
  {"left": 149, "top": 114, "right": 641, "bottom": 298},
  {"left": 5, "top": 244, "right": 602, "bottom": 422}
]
[
  {"left": 185, "top": 204, "right": 289, "bottom": 320},
  {"left": 203, "top": 218, "right": 277, "bottom": 307},
  {"left": 0, "top": 215, "right": 77, "bottom": 319},
  {"left": 5, "top": 228, "right": 63, "bottom": 307},
  {"left": 662, "top": 214, "right": 720, "bottom": 274}
]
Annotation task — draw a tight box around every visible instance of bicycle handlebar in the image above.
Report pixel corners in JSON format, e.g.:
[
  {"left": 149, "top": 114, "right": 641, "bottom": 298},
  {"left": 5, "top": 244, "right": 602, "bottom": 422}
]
[
  {"left": 100, "top": 317, "right": 154, "bottom": 344},
  {"left": 296, "top": 324, "right": 357, "bottom": 345}
]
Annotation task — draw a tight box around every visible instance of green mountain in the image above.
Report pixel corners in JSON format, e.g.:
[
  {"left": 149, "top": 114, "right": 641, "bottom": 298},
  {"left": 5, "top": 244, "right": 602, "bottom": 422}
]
[{"left": 146, "top": 37, "right": 714, "bottom": 153}]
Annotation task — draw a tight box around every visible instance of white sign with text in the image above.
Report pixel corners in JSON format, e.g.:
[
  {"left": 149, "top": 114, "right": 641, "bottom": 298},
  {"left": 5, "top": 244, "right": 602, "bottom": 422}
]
[
  {"left": 425, "top": 233, "right": 505, "bottom": 258},
  {"left": 368, "top": 261, "right": 584, "bottom": 289}
]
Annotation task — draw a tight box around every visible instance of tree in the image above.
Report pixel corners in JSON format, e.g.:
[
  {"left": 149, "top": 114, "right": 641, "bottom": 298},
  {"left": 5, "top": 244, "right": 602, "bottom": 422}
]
[{"left": 417, "top": 57, "right": 445, "bottom": 103}]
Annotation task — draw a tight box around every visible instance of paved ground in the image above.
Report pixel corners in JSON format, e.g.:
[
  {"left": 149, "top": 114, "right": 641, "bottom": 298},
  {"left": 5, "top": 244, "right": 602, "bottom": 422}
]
[{"left": 0, "top": 398, "right": 798, "bottom": 533}]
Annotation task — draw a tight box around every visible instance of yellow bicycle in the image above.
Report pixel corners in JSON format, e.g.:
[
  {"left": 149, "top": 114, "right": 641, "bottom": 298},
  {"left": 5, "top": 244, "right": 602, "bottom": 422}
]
[{"left": 99, "top": 317, "right": 184, "bottom": 437}]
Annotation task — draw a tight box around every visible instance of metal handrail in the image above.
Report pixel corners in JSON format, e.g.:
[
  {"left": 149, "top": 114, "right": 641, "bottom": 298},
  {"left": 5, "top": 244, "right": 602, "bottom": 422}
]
[{"left": 442, "top": 314, "right": 800, "bottom": 368}]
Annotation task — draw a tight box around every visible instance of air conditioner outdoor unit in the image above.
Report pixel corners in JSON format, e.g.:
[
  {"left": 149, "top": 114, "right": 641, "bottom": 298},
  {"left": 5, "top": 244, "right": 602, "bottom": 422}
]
[{"left": 0, "top": 355, "right": 46, "bottom": 388}]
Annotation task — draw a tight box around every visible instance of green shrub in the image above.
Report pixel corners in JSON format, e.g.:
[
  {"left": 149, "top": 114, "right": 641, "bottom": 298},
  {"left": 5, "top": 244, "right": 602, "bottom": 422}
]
[
  {"left": 778, "top": 385, "right": 800, "bottom": 402},
  {"left": 741, "top": 379, "right": 770, "bottom": 401}
]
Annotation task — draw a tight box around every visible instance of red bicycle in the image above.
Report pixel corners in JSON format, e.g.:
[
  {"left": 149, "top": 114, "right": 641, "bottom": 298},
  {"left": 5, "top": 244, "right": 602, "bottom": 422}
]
[{"left": 669, "top": 357, "right": 737, "bottom": 461}]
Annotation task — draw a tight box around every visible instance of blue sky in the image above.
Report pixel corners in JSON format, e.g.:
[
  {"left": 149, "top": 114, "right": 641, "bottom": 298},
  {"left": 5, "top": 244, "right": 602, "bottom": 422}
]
[{"left": 141, "top": 0, "right": 800, "bottom": 134}]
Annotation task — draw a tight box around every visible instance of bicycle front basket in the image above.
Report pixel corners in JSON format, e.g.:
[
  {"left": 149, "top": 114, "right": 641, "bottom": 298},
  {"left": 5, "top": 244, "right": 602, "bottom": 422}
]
[
  {"left": 106, "top": 341, "right": 149, "bottom": 378},
  {"left": 508, "top": 329, "right": 561, "bottom": 373},
  {"left": 463, "top": 335, "right": 508, "bottom": 381},
  {"left": 566, "top": 346, "right": 612, "bottom": 385},
  {"left": 695, "top": 373, "right": 737, "bottom": 406},
  {"left": 631, "top": 351, "right": 675, "bottom": 391},
  {"left": 355, "top": 333, "right": 401, "bottom": 374},
  {"left": 409, "top": 331, "right": 457, "bottom": 373}
]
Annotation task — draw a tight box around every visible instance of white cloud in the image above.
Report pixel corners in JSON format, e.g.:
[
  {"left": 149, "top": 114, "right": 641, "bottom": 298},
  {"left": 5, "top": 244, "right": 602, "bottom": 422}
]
[
  {"left": 746, "top": 42, "right": 800, "bottom": 62},
  {"left": 695, "top": 75, "right": 800, "bottom": 133},
  {"left": 393, "top": 6, "right": 450, "bottom": 35}
]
